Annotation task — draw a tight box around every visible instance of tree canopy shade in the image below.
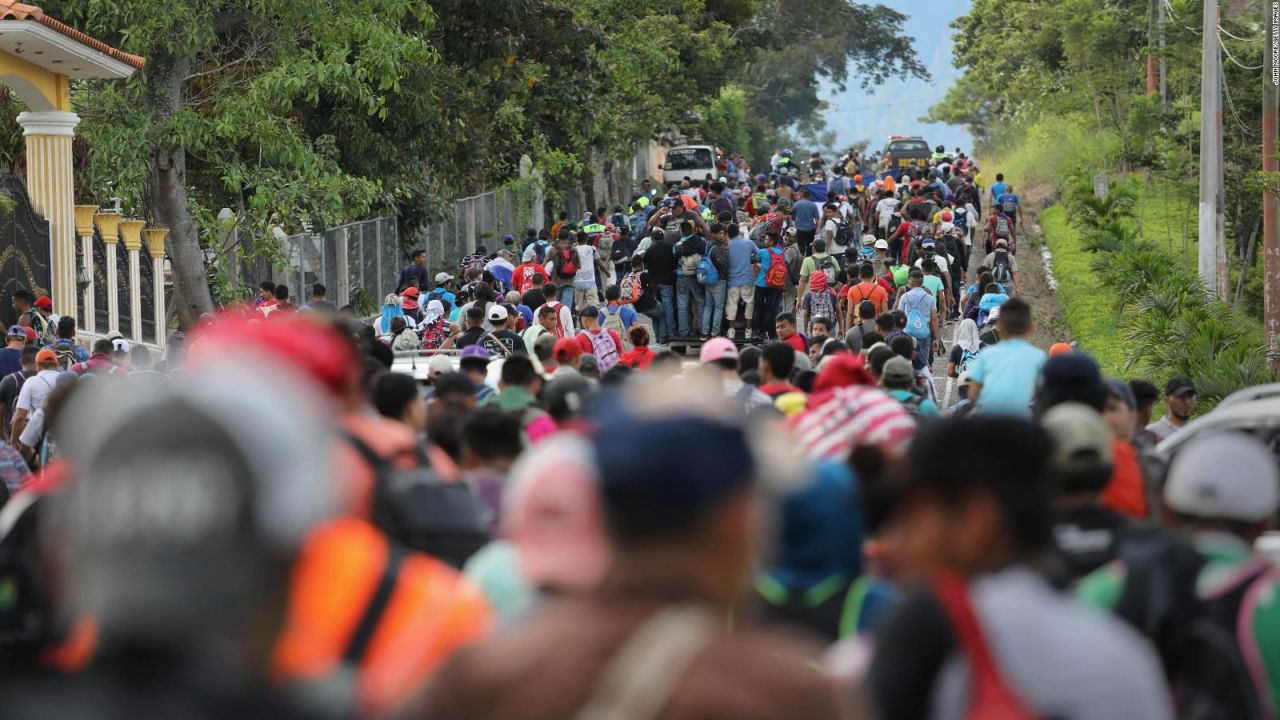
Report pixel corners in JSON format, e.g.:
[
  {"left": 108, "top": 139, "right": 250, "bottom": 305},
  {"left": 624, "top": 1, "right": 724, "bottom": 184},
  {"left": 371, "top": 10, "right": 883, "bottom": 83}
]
[{"left": 23, "top": 0, "right": 924, "bottom": 320}]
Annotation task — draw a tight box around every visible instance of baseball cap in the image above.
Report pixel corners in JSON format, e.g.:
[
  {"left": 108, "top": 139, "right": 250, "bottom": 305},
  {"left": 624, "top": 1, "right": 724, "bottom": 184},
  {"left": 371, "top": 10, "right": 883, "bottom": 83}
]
[
  {"left": 552, "top": 337, "right": 582, "bottom": 363},
  {"left": 874, "top": 239, "right": 889, "bottom": 250},
  {"left": 34, "top": 296, "right": 52, "bottom": 311},
  {"left": 501, "top": 434, "right": 608, "bottom": 592},
  {"left": 1164, "top": 375, "right": 1197, "bottom": 397},
  {"left": 105, "top": 330, "right": 125, "bottom": 341},
  {"left": 35, "top": 348, "right": 57, "bottom": 365},
  {"left": 995, "top": 238, "right": 1008, "bottom": 248},
  {"left": 402, "top": 287, "right": 420, "bottom": 298},
  {"left": 881, "top": 356, "right": 915, "bottom": 384},
  {"left": 487, "top": 305, "right": 509, "bottom": 323},
  {"left": 6, "top": 324, "right": 25, "bottom": 339},
  {"left": 111, "top": 339, "right": 131, "bottom": 354},
  {"left": 1040, "top": 403, "right": 1114, "bottom": 475},
  {"left": 544, "top": 374, "right": 593, "bottom": 424},
  {"left": 1048, "top": 342, "right": 1074, "bottom": 357},
  {"left": 699, "top": 337, "right": 739, "bottom": 364},
  {"left": 427, "top": 354, "right": 454, "bottom": 378},
  {"left": 460, "top": 345, "right": 491, "bottom": 362},
  {"left": 502, "top": 234, "right": 516, "bottom": 245},
  {"left": 1164, "top": 432, "right": 1279, "bottom": 522},
  {"left": 434, "top": 272, "right": 454, "bottom": 284},
  {"left": 432, "top": 371, "right": 476, "bottom": 399},
  {"left": 922, "top": 238, "right": 936, "bottom": 248}
]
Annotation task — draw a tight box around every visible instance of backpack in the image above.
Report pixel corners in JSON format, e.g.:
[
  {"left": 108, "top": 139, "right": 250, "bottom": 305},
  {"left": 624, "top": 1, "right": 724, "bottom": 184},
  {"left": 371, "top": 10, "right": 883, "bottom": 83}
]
[
  {"left": 584, "top": 329, "right": 620, "bottom": 371},
  {"left": 765, "top": 248, "right": 787, "bottom": 290},
  {"left": 907, "top": 220, "right": 928, "bottom": 244},
  {"left": 816, "top": 255, "right": 838, "bottom": 286},
  {"left": 993, "top": 215, "right": 1012, "bottom": 239},
  {"left": 952, "top": 208, "right": 970, "bottom": 233},
  {"left": 23, "top": 313, "right": 50, "bottom": 349},
  {"left": 807, "top": 291, "right": 836, "bottom": 328},
  {"left": 890, "top": 264, "right": 910, "bottom": 288},
  {"left": 991, "top": 251, "right": 1013, "bottom": 285},
  {"left": 556, "top": 248, "right": 578, "bottom": 279},
  {"left": 696, "top": 246, "right": 720, "bottom": 285},
  {"left": 957, "top": 348, "right": 978, "bottom": 374},
  {"left": 52, "top": 345, "right": 77, "bottom": 371},
  {"left": 830, "top": 219, "right": 852, "bottom": 250},
  {"left": 902, "top": 291, "right": 932, "bottom": 341},
  {"left": 0, "top": 491, "right": 54, "bottom": 671},
  {"left": 1000, "top": 195, "right": 1018, "bottom": 216},
  {"left": 896, "top": 392, "right": 930, "bottom": 422},
  {"left": 344, "top": 434, "right": 488, "bottom": 569},
  {"left": 932, "top": 573, "right": 1041, "bottom": 720},
  {"left": 620, "top": 271, "right": 645, "bottom": 304},
  {"left": 1111, "top": 535, "right": 1272, "bottom": 720},
  {"left": 679, "top": 238, "right": 704, "bottom": 276},
  {"left": 602, "top": 307, "right": 633, "bottom": 352}
]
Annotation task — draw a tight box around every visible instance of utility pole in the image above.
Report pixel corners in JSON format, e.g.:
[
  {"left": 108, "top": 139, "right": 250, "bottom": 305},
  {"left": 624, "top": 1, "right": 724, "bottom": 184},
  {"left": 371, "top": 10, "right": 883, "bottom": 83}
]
[
  {"left": 1265, "top": 0, "right": 1280, "bottom": 369},
  {"left": 1199, "top": 0, "right": 1221, "bottom": 297},
  {"left": 1159, "top": 0, "right": 1168, "bottom": 108},
  {"left": 1148, "top": 0, "right": 1158, "bottom": 95}
]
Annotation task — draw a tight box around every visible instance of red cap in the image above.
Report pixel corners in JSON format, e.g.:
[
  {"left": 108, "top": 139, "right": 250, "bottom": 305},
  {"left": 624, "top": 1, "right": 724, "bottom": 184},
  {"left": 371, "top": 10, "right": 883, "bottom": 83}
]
[
  {"left": 812, "top": 353, "right": 876, "bottom": 394},
  {"left": 34, "top": 296, "right": 52, "bottom": 311},
  {"left": 22, "top": 327, "right": 36, "bottom": 343},
  {"left": 552, "top": 337, "right": 582, "bottom": 363},
  {"left": 186, "top": 312, "right": 358, "bottom": 400}
]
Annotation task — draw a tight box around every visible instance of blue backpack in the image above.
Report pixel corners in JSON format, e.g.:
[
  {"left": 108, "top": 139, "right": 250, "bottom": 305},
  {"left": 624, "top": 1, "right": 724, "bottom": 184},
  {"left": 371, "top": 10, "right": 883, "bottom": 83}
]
[
  {"left": 902, "top": 291, "right": 932, "bottom": 341},
  {"left": 696, "top": 246, "right": 720, "bottom": 285}
]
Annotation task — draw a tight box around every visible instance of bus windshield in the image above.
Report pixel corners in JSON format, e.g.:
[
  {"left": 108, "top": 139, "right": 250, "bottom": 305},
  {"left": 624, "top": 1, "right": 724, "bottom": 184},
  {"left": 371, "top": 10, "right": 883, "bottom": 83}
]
[{"left": 665, "top": 147, "right": 715, "bottom": 171}]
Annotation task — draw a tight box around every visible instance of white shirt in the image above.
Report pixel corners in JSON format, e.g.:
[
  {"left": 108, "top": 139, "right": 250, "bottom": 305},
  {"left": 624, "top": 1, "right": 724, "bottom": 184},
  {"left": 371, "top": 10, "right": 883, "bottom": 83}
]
[
  {"left": 573, "top": 244, "right": 598, "bottom": 288},
  {"left": 15, "top": 369, "right": 60, "bottom": 414},
  {"left": 915, "top": 253, "right": 950, "bottom": 275},
  {"left": 822, "top": 218, "right": 846, "bottom": 254},
  {"left": 877, "top": 197, "right": 900, "bottom": 228}
]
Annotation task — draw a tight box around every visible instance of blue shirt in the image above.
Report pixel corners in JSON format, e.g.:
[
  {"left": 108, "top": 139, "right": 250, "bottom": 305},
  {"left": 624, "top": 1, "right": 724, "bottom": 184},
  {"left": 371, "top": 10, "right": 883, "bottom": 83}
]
[
  {"left": 0, "top": 347, "right": 20, "bottom": 378},
  {"left": 793, "top": 200, "right": 821, "bottom": 232},
  {"left": 989, "top": 182, "right": 1008, "bottom": 204},
  {"left": 967, "top": 338, "right": 1046, "bottom": 417},
  {"left": 598, "top": 304, "right": 638, "bottom": 330},
  {"left": 727, "top": 236, "right": 757, "bottom": 287}
]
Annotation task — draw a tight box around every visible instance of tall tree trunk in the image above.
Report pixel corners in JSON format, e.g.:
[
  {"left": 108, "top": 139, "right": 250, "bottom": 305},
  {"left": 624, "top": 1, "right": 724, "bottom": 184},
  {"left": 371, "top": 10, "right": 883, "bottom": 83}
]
[{"left": 144, "top": 51, "right": 213, "bottom": 326}]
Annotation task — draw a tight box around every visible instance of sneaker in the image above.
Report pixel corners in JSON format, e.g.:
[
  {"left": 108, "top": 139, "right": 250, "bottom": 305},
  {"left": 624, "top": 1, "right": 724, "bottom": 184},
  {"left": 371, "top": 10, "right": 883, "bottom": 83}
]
[
  {"left": 700, "top": 333, "right": 711, "bottom": 341},
  {"left": 744, "top": 329, "right": 754, "bottom": 340}
]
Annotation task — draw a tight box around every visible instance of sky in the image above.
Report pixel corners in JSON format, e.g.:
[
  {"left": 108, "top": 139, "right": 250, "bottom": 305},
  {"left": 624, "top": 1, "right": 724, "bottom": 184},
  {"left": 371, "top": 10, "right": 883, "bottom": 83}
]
[{"left": 819, "top": 0, "right": 973, "bottom": 156}]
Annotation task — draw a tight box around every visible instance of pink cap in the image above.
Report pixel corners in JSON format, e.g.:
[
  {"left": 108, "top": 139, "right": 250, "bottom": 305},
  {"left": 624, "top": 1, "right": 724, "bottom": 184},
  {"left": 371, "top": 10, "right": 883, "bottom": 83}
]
[
  {"left": 699, "top": 336, "right": 739, "bottom": 364},
  {"left": 501, "top": 434, "right": 609, "bottom": 592}
]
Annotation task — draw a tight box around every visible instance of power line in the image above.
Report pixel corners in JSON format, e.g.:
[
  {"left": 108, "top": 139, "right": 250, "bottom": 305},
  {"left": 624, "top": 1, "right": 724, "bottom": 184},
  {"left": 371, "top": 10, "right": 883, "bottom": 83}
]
[
  {"left": 1220, "top": 60, "right": 1259, "bottom": 137},
  {"left": 1217, "top": 24, "right": 1263, "bottom": 43},
  {"left": 1219, "top": 31, "right": 1263, "bottom": 70}
]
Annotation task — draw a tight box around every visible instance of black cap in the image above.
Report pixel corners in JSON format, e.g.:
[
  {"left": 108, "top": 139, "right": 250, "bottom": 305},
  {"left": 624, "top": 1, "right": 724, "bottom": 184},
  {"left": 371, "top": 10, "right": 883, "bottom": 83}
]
[
  {"left": 433, "top": 371, "right": 476, "bottom": 398},
  {"left": 1164, "top": 375, "right": 1197, "bottom": 397}
]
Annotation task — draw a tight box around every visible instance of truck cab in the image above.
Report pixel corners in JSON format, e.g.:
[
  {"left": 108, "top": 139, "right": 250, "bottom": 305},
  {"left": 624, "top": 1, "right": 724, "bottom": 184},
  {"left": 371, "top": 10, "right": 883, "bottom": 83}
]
[
  {"left": 663, "top": 145, "right": 717, "bottom": 187},
  {"left": 879, "top": 136, "right": 931, "bottom": 180}
]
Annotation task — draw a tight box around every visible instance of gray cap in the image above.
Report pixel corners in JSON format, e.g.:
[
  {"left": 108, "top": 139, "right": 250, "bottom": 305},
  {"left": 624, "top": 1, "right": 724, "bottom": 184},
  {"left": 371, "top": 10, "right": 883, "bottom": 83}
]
[
  {"left": 1165, "top": 432, "right": 1280, "bottom": 522},
  {"left": 881, "top": 356, "right": 914, "bottom": 385},
  {"left": 1041, "top": 403, "right": 1114, "bottom": 475}
]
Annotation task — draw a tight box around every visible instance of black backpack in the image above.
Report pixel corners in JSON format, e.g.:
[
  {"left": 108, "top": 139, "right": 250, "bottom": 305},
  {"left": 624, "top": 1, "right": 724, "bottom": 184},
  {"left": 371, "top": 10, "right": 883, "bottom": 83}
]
[
  {"left": 345, "top": 434, "right": 488, "bottom": 569},
  {"left": 1112, "top": 534, "right": 1270, "bottom": 720},
  {"left": 0, "top": 492, "right": 52, "bottom": 670},
  {"left": 991, "top": 251, "right": 1013, "bottom": 285},
  {"left": 831, "top": 219, "right": 852, "bottom": 249}
]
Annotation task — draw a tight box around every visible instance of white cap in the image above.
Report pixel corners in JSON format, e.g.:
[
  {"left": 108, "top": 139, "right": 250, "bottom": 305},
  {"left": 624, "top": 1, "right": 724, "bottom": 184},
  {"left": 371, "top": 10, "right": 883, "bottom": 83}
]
[
  {"left": 111, "top": 339, "right": 131, "bottom": 354},
  {"left": 874, "top": 239, "right": 889, "bottom": 250},
  {"left": 434, "top": 272, "right": 454, "bottom": 284},
  {"left": 487, "top": 305, "right": 509, "bottom": 323},
  {"left": 1165, "top": 432, "right": 1280, "bottom": 522},
  {"left": 428, "top": 354, "right": 453, "bottom": 378}
]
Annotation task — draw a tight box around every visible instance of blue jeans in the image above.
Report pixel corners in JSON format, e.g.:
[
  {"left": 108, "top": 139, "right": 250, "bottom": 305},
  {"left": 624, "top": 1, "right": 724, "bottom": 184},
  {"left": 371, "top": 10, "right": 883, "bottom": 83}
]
[
  {"left": 676, "top": 275, "right": 703, "bottom": 338},
  {"left": 701, "top": 280, "right": 726, "bottom": 336},
  {"left": 657, "top": 283, "right": 675, "bottom": 341},
  {"left": 557, "top": 284, "right": 575, "bottom": 314}
]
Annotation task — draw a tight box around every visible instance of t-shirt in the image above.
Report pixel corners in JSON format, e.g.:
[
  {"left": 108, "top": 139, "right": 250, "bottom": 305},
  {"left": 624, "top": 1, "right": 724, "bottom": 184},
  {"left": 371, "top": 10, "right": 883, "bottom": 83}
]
[
  {"left": 915, "top": 252, "right": 951, "bottom": 275},
  {"left": 822, "top": 218, "right": 847, "bottom": 254},
  {"left": 755, "top": 247, "right": 779, "bottom": 288},
  {"left": 1052, "top": 504, "right": 1136, "bottom": 584},
  {"left": 982, "top": 250, "right": 1018, "bottom": 273},
  {"left": 481, "top": 329, "right": 527, "bottom": 357},
  {"left": 0, "top": 369, "right": 33, "bottom": 429},
  {"left": 643, "top": 240, "right": 677, "bottom": 285},
  {"left": 781, "top": 332, "right": 807, "bottom": 354},
  {"left": 799, "top": 253, "right": 839, "bottom": 287},
  {"left": 14, "top": 369, "right": 60, "bottom": 415},
  {"left": 0, "top": 348, "right": 21, "bottom": 378},
  {"left": 801, "top": 290, "right": 838, "bottom": 334},
  {"left": 455, "top": 327, "right": 487, "bottom": 349},
  {"left": 658, "top": 209, "right": 702, "bottom": 244},
  {"left": 967, "top": 338, "right": 1047, "bottom": 417},
  {"left": 792, "top": 199, "right": 821, "bottom": 231},
  {"left": 520, "top": 287, "right": 546, "bottom": 310},
  {"left": 1144, "top": 415, "right": 1182, "bottom": 443},
  {"left": 845, "top": 282, "right": 889, "bottom": 315},
  {"left": 727, "top": 236, "right": 757, "bottom": 287},
  {"left": 573, "top": 245, "right": 598, "bottom": 288},
  {"left": 921, "top": 274, "right": 945, "bottom": 300},
  {"left": 989, "top": 181, "right": 1008, "bottom": 205},
  {"left": 896, "top": 287, "right": 936, "bottom": 340},
  {"left": 597, "top": 304, "right": 637, "bottom": 330}
]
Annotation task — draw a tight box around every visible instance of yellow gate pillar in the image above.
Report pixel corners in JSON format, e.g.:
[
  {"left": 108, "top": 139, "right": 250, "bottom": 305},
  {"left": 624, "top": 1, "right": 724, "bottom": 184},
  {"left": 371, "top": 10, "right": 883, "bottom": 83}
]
[{"left": 16, "top": 110, "right": 78, "bottom": 320}]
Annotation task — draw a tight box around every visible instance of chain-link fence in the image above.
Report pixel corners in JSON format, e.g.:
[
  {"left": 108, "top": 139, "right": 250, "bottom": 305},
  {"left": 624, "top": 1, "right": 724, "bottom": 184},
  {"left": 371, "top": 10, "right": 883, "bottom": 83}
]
[
  {"left": 419, "top": 184, "right": 540, "bottom": 273},
  {"left": 281, "top": 216, "right": 399, "bottom": 314}
]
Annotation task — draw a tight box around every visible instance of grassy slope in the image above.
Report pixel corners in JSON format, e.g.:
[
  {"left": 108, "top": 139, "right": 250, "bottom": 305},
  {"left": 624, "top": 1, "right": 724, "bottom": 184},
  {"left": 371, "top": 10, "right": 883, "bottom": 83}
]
[{"left": 1039, "top": 205, "right": 1127, "bottom": 376}]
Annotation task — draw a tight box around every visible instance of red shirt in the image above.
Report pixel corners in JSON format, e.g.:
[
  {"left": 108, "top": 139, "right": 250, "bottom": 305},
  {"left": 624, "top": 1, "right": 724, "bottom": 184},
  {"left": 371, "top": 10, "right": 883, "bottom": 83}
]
[
  {"left": 780, "top": 332, "right": 807, "bottom": 354},
  {"left": 1101, "top": 440, "right": 1148, "bottom": 519},
  {"left": 512, "top": 262, "right": 543, "bottom": 292},
  {"left": 618, "top": 346, "right": 655, "bottom": 369}
]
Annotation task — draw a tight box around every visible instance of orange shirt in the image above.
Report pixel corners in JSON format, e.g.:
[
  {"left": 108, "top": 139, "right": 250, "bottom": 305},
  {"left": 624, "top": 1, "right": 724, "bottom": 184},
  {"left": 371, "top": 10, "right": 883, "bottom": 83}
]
[
  {"left": 1101, "top": 439, "right": 1148, "bottom": 519},
  {"left": 845, "top": 281, "right": 889, "bottom": 315}
]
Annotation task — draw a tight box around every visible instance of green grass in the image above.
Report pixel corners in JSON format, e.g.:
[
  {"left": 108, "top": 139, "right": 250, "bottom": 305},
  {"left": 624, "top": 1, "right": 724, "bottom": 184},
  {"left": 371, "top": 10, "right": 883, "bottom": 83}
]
[
  {"left": 1040, "top": 205, "right": 1127, "bottom": 377},
  {"left": 1128, "top": 175, "right": 1197, "bottom": 273}
]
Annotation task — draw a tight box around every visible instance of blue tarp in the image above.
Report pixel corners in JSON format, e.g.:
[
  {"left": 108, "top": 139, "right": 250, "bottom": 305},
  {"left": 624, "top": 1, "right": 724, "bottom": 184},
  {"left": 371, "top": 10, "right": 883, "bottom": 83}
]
[{"left": 802, "top": 183, "right": 829, "bottom": 203}]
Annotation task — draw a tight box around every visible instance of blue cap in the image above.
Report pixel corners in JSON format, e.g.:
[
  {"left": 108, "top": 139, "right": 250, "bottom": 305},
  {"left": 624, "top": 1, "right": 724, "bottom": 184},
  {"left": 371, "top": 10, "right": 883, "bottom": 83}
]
[
  {"left": 592, "top": 412, "right": 754, "bottom": 509},
  {"left": 7, "top": 325, "right": 24, "bottom": 338},
  {"left": 503, "top": 234, "right": 516, "bottom": 244},
  {"left": 661, "top": 198, "right": 677, "bottom": 208}
]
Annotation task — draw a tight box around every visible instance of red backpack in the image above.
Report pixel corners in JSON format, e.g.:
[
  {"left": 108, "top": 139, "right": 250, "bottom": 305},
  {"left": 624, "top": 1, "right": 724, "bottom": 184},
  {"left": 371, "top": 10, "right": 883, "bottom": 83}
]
[
  {"left": 764, "top": 248, "right": 787, "bottom": 289},
  {"left": 556, "top": 248, "right": 578, "bottom": 279},
  {"left": 933, "top": 573, "right": 1040, "bottom": 720}
]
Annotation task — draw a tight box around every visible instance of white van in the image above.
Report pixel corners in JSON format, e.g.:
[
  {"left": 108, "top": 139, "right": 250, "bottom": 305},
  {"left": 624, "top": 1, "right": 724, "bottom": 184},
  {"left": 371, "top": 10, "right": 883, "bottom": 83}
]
[{"left": 662, "top": 145, "right": 717, "bottom": 186}]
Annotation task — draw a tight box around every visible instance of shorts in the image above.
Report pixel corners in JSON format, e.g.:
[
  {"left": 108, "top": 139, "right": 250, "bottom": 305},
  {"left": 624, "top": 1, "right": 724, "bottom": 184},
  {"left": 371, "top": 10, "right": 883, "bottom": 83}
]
[{"left": 726, "top": 285, "right": 756, "bottom": 319}]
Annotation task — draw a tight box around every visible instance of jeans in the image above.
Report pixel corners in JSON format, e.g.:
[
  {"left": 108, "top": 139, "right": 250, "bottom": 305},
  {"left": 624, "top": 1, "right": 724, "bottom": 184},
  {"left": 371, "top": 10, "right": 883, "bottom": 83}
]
[
  {"left": 675, "top": 275, "right": 704, "bottom": 338},
  {"left": 641, "top": 305, "right": 667, "bottom": 344},
  {"left": 657, "top": 283, "right": 676, "bottom": 340},
  {"left": 753, "top": 287, "right": 781, "bottom": 337},
  {"left": 701, "top": 280, "right": 726, "bottom": 336},
  {"left": 557, "top": 284, "right": 575, "bottom": 313}
]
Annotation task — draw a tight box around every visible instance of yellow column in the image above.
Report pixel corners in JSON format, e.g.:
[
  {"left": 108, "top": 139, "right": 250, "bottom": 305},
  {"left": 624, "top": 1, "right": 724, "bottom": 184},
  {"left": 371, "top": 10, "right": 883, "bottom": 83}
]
[
  {"left": 94, "top": 212, "right": 122, "bottom": 334},
  {"left": 143, "top": 228, "right": 169, "bottom": 346},
  {"left": 119, "top": 219, "right": 145, "bottom": 342},
  {"left": 74, "top": 205, "right": 98, "bottom": 334},
  {"left": 16, "top": 111, "right": 79, "bottom": 323}
]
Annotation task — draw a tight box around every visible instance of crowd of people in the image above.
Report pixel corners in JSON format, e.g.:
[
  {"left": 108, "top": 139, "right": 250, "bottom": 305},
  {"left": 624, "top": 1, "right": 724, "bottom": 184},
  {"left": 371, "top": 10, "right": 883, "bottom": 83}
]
[{"left": 0, "top": 149, "right": 1275, "bottom": 720}]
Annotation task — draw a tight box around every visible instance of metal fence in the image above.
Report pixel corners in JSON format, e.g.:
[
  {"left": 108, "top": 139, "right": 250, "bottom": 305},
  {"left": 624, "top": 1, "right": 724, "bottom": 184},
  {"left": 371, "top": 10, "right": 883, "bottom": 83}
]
[
  {"left": 281, "top": 216, "right": 399, "bottom": 312},
  {"left": 418, "top": 184, "right": 539, "bottom": 273}
]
